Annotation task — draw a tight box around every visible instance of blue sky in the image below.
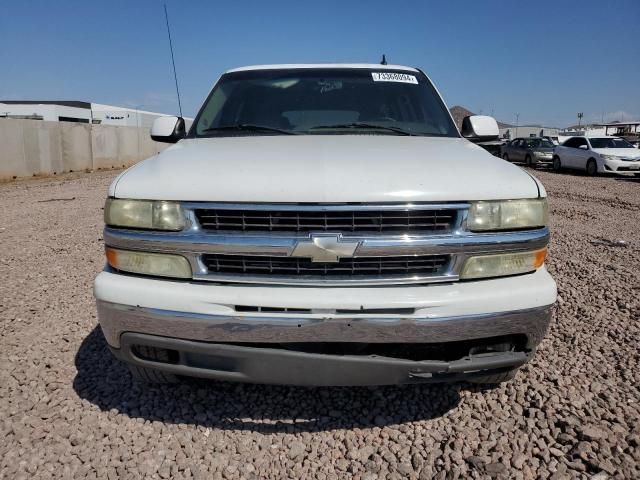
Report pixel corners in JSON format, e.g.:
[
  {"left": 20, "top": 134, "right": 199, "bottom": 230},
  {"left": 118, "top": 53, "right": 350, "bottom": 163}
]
[{"left": 2, "top": 0, "right": 638, "bottom": 127}]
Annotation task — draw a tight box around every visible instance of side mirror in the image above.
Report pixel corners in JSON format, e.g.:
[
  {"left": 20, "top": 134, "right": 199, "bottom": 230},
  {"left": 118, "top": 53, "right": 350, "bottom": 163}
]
[
  {"left": 151, "top": 116, "right": 186, "bottom": 143},
  {"left": 461, "top": 115, "right": 499, "bottom": 142},
  {"left": 578, "top": 144, "right": 589, "bottom": 150}
]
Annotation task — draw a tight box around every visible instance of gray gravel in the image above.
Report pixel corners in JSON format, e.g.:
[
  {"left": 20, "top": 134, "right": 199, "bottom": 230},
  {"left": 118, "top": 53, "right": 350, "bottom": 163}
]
[{"left": 1, "top": 168, "right": 639, "bottom": 479}]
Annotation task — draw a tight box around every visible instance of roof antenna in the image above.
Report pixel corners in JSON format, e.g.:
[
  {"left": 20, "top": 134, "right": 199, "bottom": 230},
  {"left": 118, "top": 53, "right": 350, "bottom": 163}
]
[
  {"left": 163, "top": 3, "right": 183, "bottom": 117},
  {"left": 380, "top": 54, "right": 387, "bottom": 65}
]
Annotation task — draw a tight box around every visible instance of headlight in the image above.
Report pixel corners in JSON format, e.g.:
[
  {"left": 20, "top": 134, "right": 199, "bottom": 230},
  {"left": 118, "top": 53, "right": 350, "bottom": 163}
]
[
  {"left": 460, "top": 249, "right": 547, "bottom": 280},
  {"left": 467, "top": 199, "right": 547, "bottom": 232},
  {"left": 104, "top": 198, "right": 185, "bottom": 230},
  {"left": 106, "top": 248, "right": 192, "bottom": 278},
  {"left": 600, "top": 154, "right": 618, "bottom": 160}
]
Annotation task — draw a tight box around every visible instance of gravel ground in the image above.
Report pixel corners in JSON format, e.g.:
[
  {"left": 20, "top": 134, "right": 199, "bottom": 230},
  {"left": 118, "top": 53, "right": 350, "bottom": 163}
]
[{"left": 1, "top": 168, "right": 639, "bottom": 479}]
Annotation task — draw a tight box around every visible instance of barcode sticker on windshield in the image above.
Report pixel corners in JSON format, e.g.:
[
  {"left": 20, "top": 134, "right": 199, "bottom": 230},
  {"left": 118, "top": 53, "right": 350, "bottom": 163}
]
[{"left": 371, "top": 72, "right": 418, "bottom": 84}]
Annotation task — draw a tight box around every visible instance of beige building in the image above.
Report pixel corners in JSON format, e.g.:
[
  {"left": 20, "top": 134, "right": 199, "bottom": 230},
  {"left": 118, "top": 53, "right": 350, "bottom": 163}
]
[{"left": 0, "top": 100, "right": 179, "bottom": 128}]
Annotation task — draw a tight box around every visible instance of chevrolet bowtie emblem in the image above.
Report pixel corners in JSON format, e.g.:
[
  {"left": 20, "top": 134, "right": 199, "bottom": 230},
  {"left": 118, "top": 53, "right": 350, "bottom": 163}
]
[{"left": 291, "top": 233, "right": 360, "bottom": 263}]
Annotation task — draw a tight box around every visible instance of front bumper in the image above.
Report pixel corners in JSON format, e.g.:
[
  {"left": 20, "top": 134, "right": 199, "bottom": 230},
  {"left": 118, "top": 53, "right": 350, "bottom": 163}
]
[
  {"left": 602, "top": 158, "right": 640, "bottom": 173},
  {"left": 98, "top": 299, "right": 552, "bottom": 348},
  {"left": 533, "top": 154, "right": 554, "bottom": 164},
  {"left": 95, "top": 268, "right": 555, "bottom": 385},
  {"left": 110, "top": 331, "right": 541, "bottom": 386}
]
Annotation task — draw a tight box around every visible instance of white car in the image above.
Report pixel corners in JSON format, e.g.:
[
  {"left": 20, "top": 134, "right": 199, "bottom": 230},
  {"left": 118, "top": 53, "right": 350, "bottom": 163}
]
[
  {"left": 94, "top": 64, "right": 556, "bottom": 386},
  {"left": 553, "top": 136, "right": 640, "bottom": 175}
]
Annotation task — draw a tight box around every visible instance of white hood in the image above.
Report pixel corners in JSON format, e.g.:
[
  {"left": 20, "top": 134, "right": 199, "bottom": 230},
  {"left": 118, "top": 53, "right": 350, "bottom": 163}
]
[
  {"left": 592, "top": 148, "right": 640, "bottom": 159},
  {"left": 111, "top": 135, "right": 540, "bottom": 202}
]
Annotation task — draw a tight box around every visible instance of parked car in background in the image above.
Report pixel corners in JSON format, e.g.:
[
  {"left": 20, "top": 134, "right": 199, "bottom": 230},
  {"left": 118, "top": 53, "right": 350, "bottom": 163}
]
[
  {"left": 476, "top": 138, "right": 504, "bottom": 157},
  {"left": 553, "top": 136, "right": 640, "bottom": 175},
  {"left": 501, "top": 137, "right": 555, "bottom": 168}
]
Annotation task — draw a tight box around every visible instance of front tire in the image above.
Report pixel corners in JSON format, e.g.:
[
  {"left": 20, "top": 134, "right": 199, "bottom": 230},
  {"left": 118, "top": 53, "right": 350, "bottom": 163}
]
[
  {"left": 129, "top": 365, "right": 179, "bottom": 384},
  {"left": 586, "top": 159, "right": 598, "bottom": 176},
  {"left": 525, "top": 154, "right": 533, "bottom": 168},
  {"left": 502, "top": 153, "right": 510, "bottom": 162},
  {"left": 552, "top": 156, "right": 562, "bottom": 172},
  {"left": 128, "top": 345, "right": 179, "bottom": 384}
]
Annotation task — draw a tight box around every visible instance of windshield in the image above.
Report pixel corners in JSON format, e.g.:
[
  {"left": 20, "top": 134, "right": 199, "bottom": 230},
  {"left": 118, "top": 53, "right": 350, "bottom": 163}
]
[
  {"left": 191, "top": 69, "right": 458, "bottom": 137},
  {"left": 588, "top": 137, "right": 634, "bottom": 149},
  {"left": 524, "top": 139, "right": 554, "bottom": 148}
]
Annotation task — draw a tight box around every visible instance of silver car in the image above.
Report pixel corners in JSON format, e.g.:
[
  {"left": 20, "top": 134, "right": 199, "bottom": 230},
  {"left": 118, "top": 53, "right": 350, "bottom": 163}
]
[{"left": 501, "top": 137, "right": 555, "bottom": 168}]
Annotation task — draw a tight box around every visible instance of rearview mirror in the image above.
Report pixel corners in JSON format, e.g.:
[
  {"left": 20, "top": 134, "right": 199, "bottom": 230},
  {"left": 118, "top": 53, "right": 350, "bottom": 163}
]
[
  {"left": 461, "top": 115, "right": 499, "bottom": 142},
  {"left": 151, "top": 116, "right": 186, "bottom": 143},
  {"left": 579, "top": 144, "right": 588, "bottom": 150}
]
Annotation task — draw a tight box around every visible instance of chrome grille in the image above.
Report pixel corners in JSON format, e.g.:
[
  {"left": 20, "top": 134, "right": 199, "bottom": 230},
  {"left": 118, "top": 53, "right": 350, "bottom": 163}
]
[
  {"left": 104, "top": 200, "right": 551, "bottom": 286},
  {"left": 194, "top": 208, "right": 456, "bottom": 234},
  {"left": 201, "top": 254, "right": 450, "bottom": 278}
]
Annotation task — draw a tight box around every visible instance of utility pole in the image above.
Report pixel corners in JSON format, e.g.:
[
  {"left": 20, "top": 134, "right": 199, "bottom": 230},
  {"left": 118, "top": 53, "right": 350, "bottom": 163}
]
[
  {"left": 577, "top": 112, "right": 583, "bottom": 128},
  {"left": 515, "top": 113, "right": 520, "bottom": 137}
]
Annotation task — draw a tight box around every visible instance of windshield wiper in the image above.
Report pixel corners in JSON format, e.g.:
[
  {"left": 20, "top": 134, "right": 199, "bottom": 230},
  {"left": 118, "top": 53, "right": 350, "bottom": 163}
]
[
  {"left": 200, "top": 124, "right": 298, "bottom": 135},
  {"left": 308, "top": 122, "right": 417, "bottom": 136}
]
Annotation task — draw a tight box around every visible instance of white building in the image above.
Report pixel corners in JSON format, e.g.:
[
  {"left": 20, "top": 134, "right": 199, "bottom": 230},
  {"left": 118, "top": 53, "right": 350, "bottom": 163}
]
[
  {"left": 597, "top": 121, "right": 640, "bottom": 137},
  {"left": 558, "top": 126, "right": 607, "bottom": 137},
  {"left": 499, "top": 126, "right": 560, "bottom": 140},
  {"left": 557, "top": 122, "right": 640, "bottom": 145},
  {"left": 0, "top": 101, "right": 185, "bottom": 128}
]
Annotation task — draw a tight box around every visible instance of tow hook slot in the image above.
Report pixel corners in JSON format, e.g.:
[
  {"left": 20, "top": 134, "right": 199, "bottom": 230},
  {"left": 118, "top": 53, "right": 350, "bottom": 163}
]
[
  {"left": 469, "top": 342, "right": 514, "bottom": 356},
  {"left": 408, "top": 371, "right": 435, "bottom": 379},
  {"left": 409, "top": 343, "right": 527, "bottom": 379}
]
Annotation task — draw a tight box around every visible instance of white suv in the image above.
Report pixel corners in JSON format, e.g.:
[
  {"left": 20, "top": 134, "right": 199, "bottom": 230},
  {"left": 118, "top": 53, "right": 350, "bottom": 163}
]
[
  {"left": 553, "top": 136, "right": 640, "bottom": 175},
  {"left": 94, "top": 64, "right": 556, "bottom": 386}
]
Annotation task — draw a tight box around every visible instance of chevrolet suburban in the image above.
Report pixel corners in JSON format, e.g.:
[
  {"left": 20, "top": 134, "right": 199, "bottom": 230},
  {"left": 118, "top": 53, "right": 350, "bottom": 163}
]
[{"left": 94, "top": 64, "right": 557, "bottom": 386}]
